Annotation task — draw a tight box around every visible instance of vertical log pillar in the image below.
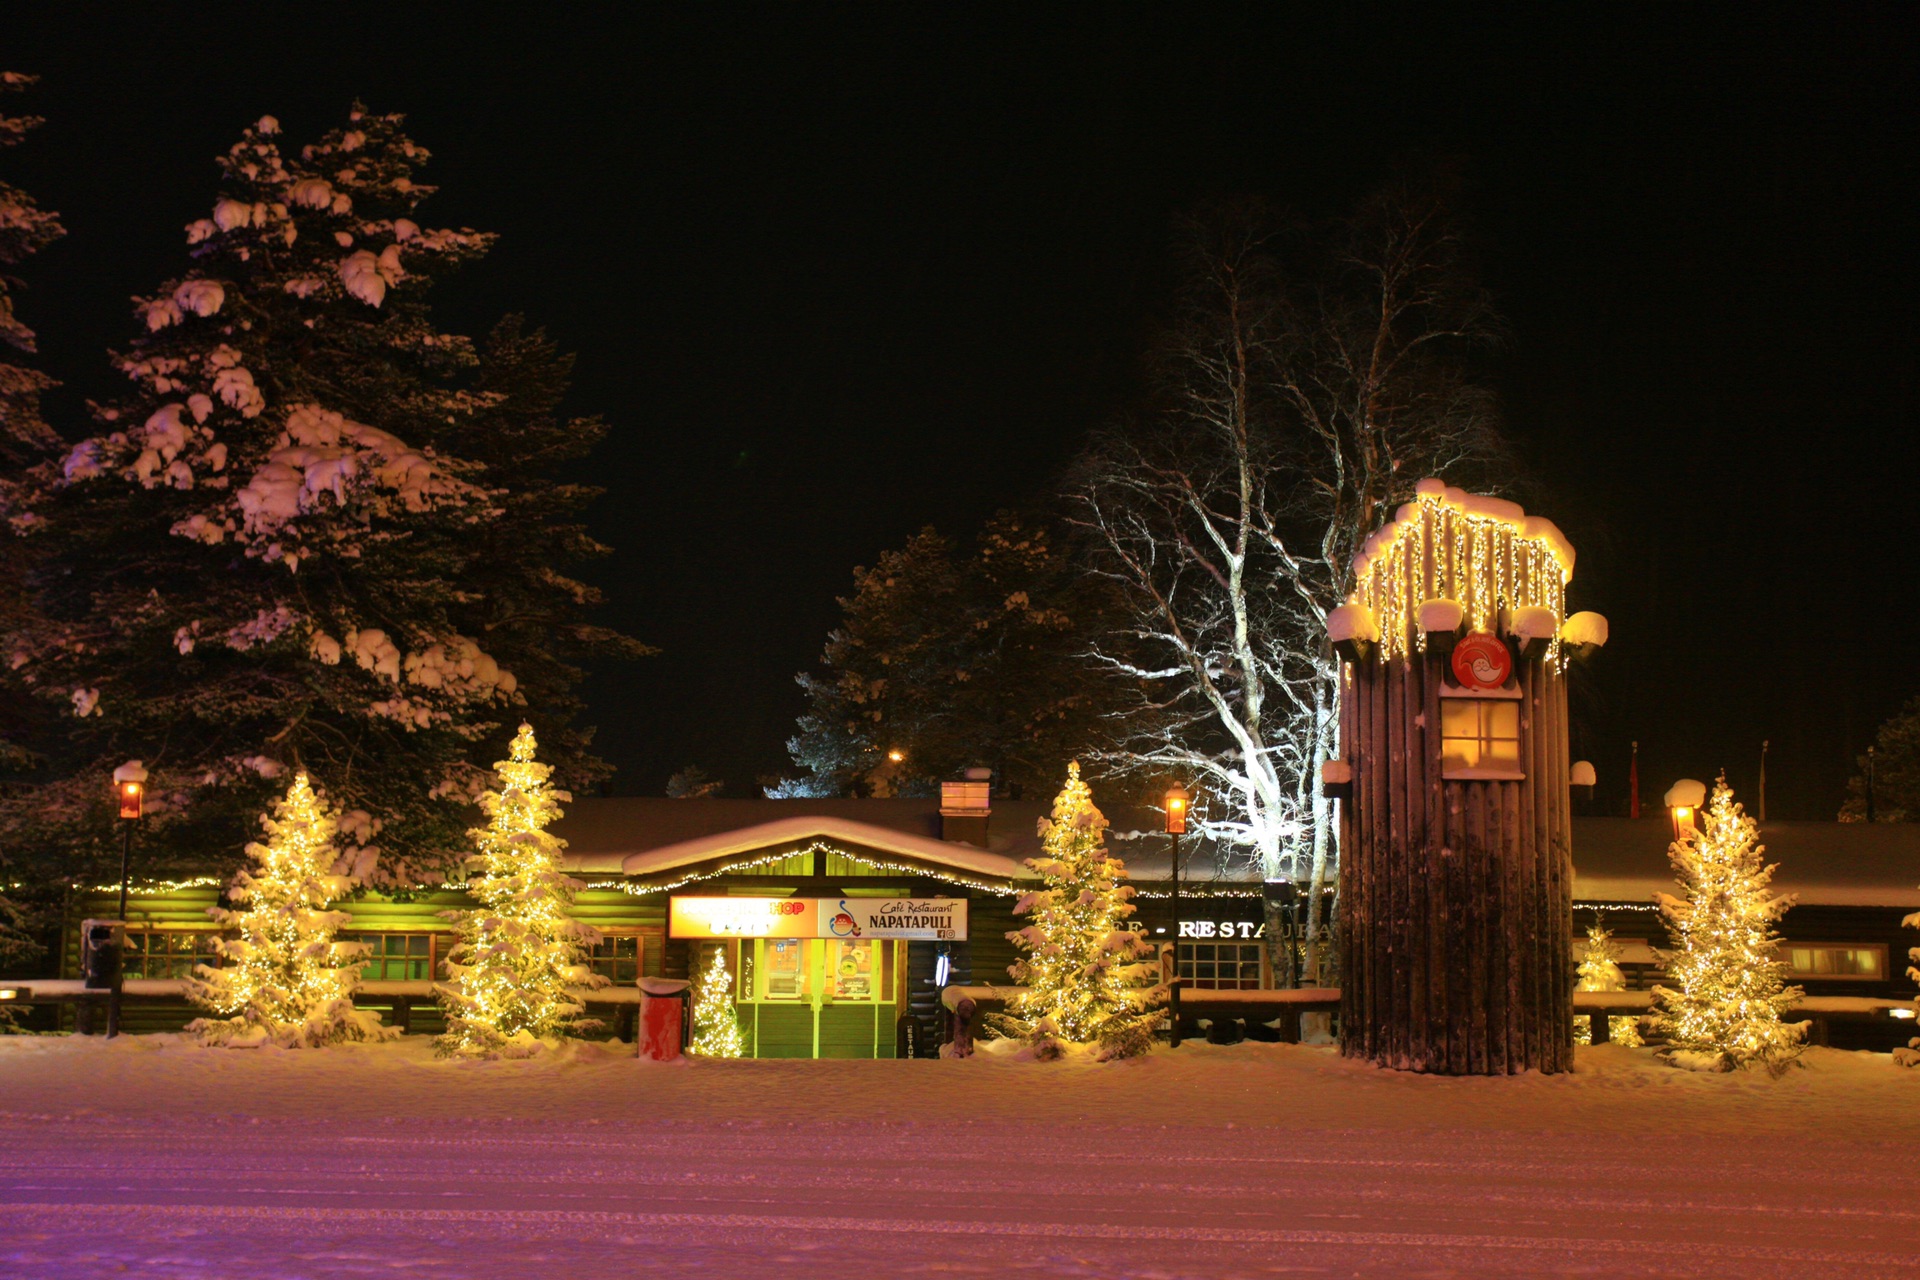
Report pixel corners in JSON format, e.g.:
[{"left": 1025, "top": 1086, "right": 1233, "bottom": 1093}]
[
  {"left": 1338, "top": 644, "right": 1572, "bottom": 1074},
  {"left": 1334, "top": 482, "right": 1579, "bottom": 1075}
]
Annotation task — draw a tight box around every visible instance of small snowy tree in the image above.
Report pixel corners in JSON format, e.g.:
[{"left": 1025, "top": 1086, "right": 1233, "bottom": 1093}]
[
  {"left": 1895, "top": 910, "right": 1920, "bottom": 1068},
  {"left": 1650, "top": 777, "right": 1804, "bottom": 1075},
  {"left": 436, "top": 724, "right": 606, "bottom": 1057},
  {"left": 995, "top": 761, "right": 1162, "bottom": 1058},
  {"left": 186, "top": 772, "right": 396, "bottom": 1047},
  {"left": 689, "top": 944, "right": 745, "bottom": 1058},
  {"left": 1573, "top": 920, "right": 1641, "bottom": 1047}
]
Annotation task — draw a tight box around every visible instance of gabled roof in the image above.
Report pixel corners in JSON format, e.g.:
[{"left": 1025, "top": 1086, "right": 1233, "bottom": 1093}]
[{"left": 614, "top": 814, "right": 1026, "bottom": 886}]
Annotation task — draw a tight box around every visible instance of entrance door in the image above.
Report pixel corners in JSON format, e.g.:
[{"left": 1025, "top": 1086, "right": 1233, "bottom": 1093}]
[{"left": 744, "top": 938, "right": 895, "bottom": 1058}]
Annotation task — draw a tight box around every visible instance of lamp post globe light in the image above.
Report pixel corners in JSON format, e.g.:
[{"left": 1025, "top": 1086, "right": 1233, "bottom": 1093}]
[
  {"left": 1163, "top": 784, "right": 1192, "bottom": 1045},
  {"left": 1664, "top": 778, "right": 1706, "bottom": 843},
  {"left": 111, "top": 760, "right": 147, "bottom": 919}
]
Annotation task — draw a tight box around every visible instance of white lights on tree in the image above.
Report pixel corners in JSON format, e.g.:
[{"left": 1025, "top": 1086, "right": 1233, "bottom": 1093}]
[
  {"left": 1572, "top": 921, "right": 1642, "bottom": 1047},
  {"left": 993, "top": 762, "right": 1162, "bottom": 1059},
  {"left": 186, "top": 772, "right": 396, "bottom": 1048},
  {"left": 1649, "top": 777, "right": 1804, "bottom": 1075},
  {"left": 435, "top": 724, "right": 607, "bottom": 1058},
  {"left": 689, "top": 945, "right": 746, "bottom": 1058}
]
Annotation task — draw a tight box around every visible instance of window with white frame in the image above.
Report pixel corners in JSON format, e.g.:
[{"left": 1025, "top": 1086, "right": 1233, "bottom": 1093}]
[{"left": 339, "top": 932, "right": 434, "bottom": 981}]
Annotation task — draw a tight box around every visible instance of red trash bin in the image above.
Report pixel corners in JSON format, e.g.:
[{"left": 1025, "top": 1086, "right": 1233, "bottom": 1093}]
[{"left": 637, "top": 977, "right": 691, "bottom": 1060}]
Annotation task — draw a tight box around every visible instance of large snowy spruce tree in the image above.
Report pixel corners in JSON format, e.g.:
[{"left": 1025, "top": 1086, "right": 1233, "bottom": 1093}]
[
  {"left": 9, "top": 107, "right": 636, "bottom": 886},
  {"left": 0, "top": 71, "right": 66, "bottom": 983}
]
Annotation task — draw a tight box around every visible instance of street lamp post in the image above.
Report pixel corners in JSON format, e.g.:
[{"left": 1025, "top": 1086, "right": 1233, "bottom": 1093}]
[
  {"left": 107, "top": 761, "right": 146, "bottom": 1040},
  {"left": 1163, "top": 785, "right": 1190, "bottom": 1048}
]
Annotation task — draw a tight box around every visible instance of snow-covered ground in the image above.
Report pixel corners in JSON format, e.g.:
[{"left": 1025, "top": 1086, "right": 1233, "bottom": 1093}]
[{"left": 2, "top": 1035, "right": 1917, "bottom": 1278}]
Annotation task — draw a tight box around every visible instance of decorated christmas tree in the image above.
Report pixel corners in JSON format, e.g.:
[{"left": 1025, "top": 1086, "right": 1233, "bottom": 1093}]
[
  {"left": 1650, "top": 776, "right": 1804, "bottom": 1075},
  {"left": 186, "top": 773, "right": 396, "bottom": 1047},
  {"left": 995, "top": 761, "right": 1162, "bottom": 1058},
  {"left": 1572, "top": 920, "right": 1642, "bottom": 1047},
  {"left": 436, "top": 724, "right": 606, "bottom": 1057},
  {"left": 689, "top": 944, "right": 746, "bottom": 1058},
  {"left": 1895, "top": 911, "right": 1920, "bottom": 1068}
]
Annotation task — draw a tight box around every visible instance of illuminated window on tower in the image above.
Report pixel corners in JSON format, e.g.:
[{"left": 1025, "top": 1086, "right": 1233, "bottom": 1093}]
[{"left": 1439, "top": 699, "right": 1523, "bottom": 779}]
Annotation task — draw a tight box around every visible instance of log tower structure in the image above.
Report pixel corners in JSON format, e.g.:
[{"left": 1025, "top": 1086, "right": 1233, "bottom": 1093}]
[{"left": 1326, "top": 479, "right": 1607, "bottom": 1075}]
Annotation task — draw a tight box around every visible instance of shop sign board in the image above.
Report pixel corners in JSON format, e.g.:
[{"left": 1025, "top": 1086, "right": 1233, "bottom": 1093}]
[{"left": 671, "top": 896, "right": 967, "bottom": 941}]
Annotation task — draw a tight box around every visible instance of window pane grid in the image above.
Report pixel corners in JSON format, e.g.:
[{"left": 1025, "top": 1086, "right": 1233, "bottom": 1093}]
[
  {"left": 1178, "top": 941, "right": 1263, "bottom": 990},
  {"left": 123, "top": 930, "right": 220, "bottom": 979},
  {"left": 338, "top": 932, "right": 433, "bottom": 981},
  {"left": 587, "top": 934, "right": 642, "bottom": 984}
]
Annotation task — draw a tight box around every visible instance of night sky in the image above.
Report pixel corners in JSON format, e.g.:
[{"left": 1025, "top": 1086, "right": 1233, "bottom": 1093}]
[{"left": 9, "top": 7, "right": 1917, "bottom": 818}]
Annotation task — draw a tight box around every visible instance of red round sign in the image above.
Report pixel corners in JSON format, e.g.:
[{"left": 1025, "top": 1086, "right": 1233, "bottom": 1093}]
[{"left": 1450, "top": 633, "right": 1512, "bottom": 690}]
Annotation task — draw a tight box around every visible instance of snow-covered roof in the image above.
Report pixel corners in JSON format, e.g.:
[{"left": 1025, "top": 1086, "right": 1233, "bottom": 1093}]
[
  {"left": 1571, "top": 819, "right": 1920, "bottom": 908},
  {"left": 552, "top": 799, "right": 1920, "bottom": 906},
  {"left": 613, "top": 814, "right": 1026, "bottom": 884}
]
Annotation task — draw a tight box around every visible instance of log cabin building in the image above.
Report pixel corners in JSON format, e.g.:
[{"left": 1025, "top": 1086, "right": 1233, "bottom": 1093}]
[{"left": 24, "top": 784, "right": 1920, "bottom": 1054}]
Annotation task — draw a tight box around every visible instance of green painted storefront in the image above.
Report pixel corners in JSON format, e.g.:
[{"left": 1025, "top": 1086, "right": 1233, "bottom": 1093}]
[{"left": 52, "top": 829, "right": 1025, "bottom": 1055}]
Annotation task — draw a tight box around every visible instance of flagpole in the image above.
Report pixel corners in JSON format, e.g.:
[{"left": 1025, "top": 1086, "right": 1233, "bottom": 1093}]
[{"left": 1629, "top": 741, "right": 1640, "bottom": 819}]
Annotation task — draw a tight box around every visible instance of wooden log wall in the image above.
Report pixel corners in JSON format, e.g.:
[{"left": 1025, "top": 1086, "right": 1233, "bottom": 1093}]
[{"left": 1338, "top": 647, "right": 1574, "bottom": 1074}]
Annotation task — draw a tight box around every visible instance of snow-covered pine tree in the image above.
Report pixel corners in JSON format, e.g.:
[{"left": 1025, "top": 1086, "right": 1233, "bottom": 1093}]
[
  {"left": 783, "top": 513, "right": 1117, "bottom": 799},
  {"left": 0, "top": 71, "right": 64, "bottom": 774},
  {"left": 995, "top": 761, "right": 1162, "bottom": 1058},
  {"left": 186, "top": 771, "right": 396, "bottom": 1047},
  {"left": 0, "top": 71, "right": 66, "bottom": 989},
  {"left": 436, "top": 723, "right": 605, "bottom": 1057},
  {"left": 1573, "top": 920, "right": 1641, "bottom": 1048},
  {"left": 1650, "top": 776, "right": 1805, "bottom": 1074},
  {"left": 444, "top": 317, "right": 653, "bottom": 792},
  {"left": 11, "top": 106, "right": 637, "bottom": 886},
  {"left": 689, "top": 944, "right": 745, "bottom": 1057}
]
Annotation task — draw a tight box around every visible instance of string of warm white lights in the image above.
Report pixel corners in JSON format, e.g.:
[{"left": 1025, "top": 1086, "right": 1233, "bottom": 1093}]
[
  {"left": 186, "top": 773, "right": 395, "bottom": 1048},
  {"left": 1649, "top": 777, "right": 1804, "bottom": 1074},
  {"left": 584, "top": 840, "right": 1022, "bottom": 897},
  {"left": 999, "top": 763, "right": 1162, "bottom": 1058},
  {"left": 435, "top": 724, "right": 608, "bottom": 1058},
  {"left": 1349, "top": 482, "right": 1571, "bottom": 662}
]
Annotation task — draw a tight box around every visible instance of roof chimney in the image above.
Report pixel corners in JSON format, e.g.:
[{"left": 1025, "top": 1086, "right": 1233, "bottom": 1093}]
[{"left": 940, "top": 767, "right": 993, "bottom": 847}]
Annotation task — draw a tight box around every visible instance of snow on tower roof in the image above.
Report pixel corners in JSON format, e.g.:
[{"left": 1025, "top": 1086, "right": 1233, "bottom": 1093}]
[{"left": 1351, "top": 478, "right": 1575, "bottom": 583}]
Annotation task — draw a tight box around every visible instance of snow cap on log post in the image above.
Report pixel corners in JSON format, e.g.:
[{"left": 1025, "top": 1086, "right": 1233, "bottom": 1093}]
[
  {"left": 1332, "top": 479, "right": 1586, "bottom": 1076},
  {"left": 1347, "top": 477, "right": 1574, "bottom": 660}
]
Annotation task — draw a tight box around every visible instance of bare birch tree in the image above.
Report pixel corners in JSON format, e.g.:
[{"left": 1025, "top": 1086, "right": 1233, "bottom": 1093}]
[{"left": 1071, "top": 182, "right": 1510, "bottom": 980}]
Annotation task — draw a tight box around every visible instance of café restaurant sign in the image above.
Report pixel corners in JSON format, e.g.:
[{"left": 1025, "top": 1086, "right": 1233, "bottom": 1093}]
[{"left": 670, "top": 897, "right": 968, "bottom": 941}]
